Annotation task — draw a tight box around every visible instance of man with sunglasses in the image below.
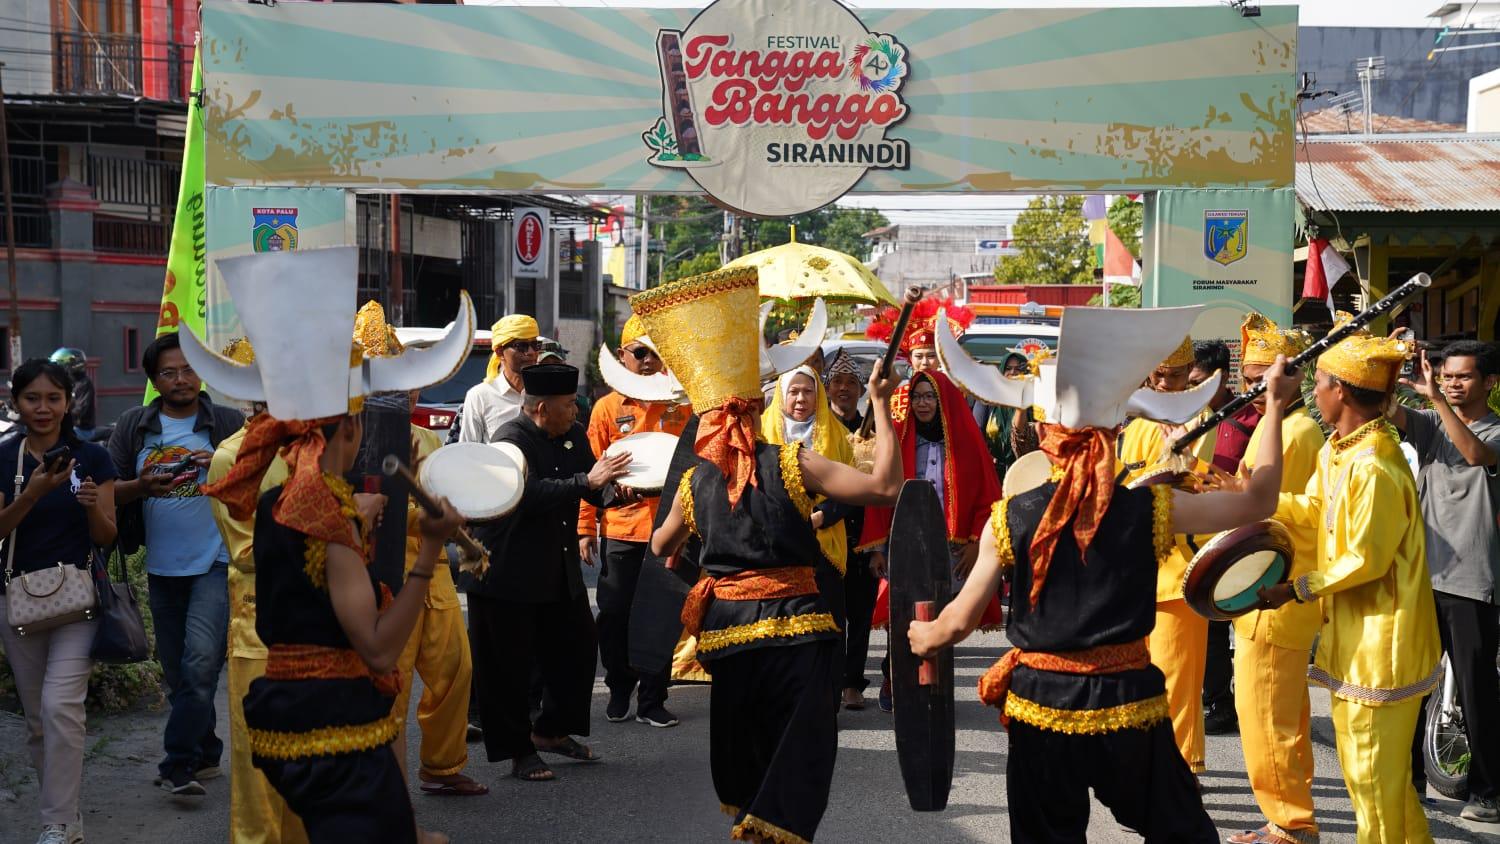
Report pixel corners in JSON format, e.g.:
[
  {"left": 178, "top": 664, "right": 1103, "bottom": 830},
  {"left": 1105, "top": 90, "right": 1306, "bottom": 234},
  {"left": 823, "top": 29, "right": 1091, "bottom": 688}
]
[
  {"left": 458, "top": 314, "right": 542, "bottom": 444},
  {"left": 580, "top": 316, "right": 691, "bottom": 728}
]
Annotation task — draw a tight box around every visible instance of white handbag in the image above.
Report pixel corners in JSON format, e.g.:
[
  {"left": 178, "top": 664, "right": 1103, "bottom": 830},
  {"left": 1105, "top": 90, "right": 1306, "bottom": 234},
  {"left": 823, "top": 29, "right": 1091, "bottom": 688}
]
[{"left": 3, "top": 438, "right": 96, "bottom": 636}]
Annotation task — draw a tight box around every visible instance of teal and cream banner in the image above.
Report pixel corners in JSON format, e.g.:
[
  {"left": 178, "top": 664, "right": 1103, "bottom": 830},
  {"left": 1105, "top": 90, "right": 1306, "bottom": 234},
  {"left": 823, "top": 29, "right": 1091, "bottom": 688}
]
[
  {"left": 204, "top": 186, "right": 356, "bottom": 349},
  {"left": 200, "top": 1, "right": 1296, "bottom": 213},
  {"left": 1142, "top": 188, "right": 1295, "bottom": 354}
]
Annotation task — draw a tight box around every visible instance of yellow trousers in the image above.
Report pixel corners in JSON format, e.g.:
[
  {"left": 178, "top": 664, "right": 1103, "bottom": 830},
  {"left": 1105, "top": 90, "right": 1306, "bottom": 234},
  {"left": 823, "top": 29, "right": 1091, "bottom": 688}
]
[
  {"left": 228, "top": 653, "right": 307, "bottom": 844},
  {"left": 393, "top": 564, "right": 473, "bottom": 779},
  {"left": 1330, "top": 696, "right": 1433, "bottom": 844},
  {"left": 1233, "top": 635, "right": 1317, "bottom": 839},
  {"left": 1149, "top": 599, "right": 1206, "bottom": 773}
]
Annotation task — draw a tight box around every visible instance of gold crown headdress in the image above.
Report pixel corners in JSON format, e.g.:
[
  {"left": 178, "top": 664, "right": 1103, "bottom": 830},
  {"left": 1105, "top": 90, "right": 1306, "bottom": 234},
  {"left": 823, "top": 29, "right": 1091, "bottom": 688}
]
[
  {"left": 1317, "top": 311, "right": 1411, "bottom": 391},
  {"left": 632, "top": 266, "right": 763, "bottom": 411},
  {"left": 1240, "top": 313, "right": 1311, "bottom": 367},
  {"left": 1158, "top": 335, "right": 1195, "bottom": 369},
  {"left": 354, "top": 300, "right": 405, "bottom": 358}
]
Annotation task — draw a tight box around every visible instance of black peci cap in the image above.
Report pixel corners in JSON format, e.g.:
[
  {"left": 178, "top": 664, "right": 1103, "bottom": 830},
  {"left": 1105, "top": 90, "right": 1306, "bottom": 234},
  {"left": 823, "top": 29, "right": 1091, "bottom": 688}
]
[{"left": 520, "top": 363, "right": 579, "bottom": 397}]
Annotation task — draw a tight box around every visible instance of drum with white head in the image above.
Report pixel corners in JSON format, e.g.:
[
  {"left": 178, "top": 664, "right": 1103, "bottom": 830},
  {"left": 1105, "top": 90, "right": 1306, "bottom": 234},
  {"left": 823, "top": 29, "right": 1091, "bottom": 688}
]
[
  {"left": 418, "top": 442, "right": 525, "bottom": 521},
  {"left": 1181, "top": 520, "right": 1294, "bottom": 621},
  {"left": 605, "top": 432, "right": 679, "bottom": 494}
]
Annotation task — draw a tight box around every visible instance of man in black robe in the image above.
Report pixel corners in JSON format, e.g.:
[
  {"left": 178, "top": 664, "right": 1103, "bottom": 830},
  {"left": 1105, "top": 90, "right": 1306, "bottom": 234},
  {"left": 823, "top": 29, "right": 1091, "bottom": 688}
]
[{"left": 467, "top": 363, "right": 632, "bottom": 782}]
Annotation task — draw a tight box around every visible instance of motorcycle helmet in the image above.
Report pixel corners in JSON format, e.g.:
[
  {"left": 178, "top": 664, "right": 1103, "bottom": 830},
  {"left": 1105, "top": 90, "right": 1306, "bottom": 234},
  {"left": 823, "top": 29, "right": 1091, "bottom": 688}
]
[{"left": 49, "top": 347, "right": 87, "bottom": 375}]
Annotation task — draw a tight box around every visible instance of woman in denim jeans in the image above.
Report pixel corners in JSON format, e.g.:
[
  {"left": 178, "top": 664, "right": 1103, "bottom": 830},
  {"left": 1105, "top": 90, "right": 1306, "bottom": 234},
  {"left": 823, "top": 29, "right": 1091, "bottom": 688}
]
[{"left": 0, "top": 359, "right": 118, "bottom": 844}]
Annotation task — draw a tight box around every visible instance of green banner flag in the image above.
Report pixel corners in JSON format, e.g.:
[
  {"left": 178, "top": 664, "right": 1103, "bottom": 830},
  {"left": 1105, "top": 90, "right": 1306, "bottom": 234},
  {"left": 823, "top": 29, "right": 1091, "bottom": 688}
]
[{"left": 146, "top": 47, "right": 205, "bottom": 402}]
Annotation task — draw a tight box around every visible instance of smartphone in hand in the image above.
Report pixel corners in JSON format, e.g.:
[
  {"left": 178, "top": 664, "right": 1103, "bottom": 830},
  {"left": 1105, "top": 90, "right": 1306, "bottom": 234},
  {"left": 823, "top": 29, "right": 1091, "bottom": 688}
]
[{"left": 42, "top": 445, "right": 72, "bottom": 474}]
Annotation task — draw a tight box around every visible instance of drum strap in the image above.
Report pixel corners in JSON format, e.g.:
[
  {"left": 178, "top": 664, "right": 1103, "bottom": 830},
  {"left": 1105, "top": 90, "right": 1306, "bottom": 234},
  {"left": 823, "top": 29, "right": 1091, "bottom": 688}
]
[
  {"left": 680, "top": 566, "right": 819, "bottom": 638},
  {"left": 978, "top": 639, "right": 1152, "bottom": 728}
]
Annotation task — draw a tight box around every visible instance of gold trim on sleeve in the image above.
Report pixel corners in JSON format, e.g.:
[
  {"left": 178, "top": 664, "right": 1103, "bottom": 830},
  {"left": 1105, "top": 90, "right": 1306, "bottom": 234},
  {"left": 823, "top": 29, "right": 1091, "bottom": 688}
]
[
  {"left": 679, "top": 467, "right": 698, "bottom": 537},
  {"left": 779, "top": 443, "right": 814, "bottom": 520},
  {"left": 992, "top": 499, "right": 1014, "bottom": 571},
  {"left": 1150, "top": 485, "right": 1174, "bottom": 562}
]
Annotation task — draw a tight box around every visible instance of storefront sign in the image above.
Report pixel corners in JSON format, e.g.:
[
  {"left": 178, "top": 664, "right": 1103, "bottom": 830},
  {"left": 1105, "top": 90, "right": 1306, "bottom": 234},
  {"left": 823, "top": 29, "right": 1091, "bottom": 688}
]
[
  {"left": 514, "top": 207, "right": 550, "bottom": 278},
  {"left": 643, "top": 0, "right": 909, "bottom": 215}
]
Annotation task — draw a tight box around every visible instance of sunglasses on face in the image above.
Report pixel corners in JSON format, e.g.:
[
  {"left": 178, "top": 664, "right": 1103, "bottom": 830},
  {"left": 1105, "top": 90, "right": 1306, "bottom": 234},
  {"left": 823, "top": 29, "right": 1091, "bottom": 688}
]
[
  {"left": 626, "top": 346, "right": 658, "bottom": 361},
  {"left": 505, "top": 341, "right": 543, "bottom": 353}
]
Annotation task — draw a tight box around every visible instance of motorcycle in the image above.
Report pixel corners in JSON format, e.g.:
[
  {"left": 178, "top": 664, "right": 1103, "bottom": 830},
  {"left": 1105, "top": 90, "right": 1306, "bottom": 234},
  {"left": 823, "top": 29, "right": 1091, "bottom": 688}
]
[{"left": 1422, "top": 654, "right": 1499, "bottom": 800}]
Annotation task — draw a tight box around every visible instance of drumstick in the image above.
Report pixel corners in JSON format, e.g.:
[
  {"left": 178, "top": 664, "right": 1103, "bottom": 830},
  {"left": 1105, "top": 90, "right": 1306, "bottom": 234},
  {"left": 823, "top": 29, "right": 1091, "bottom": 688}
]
[
  {"left": 859, "top": 286, "right": 924, "bottom": 439},
  {"left": 380, "top": 455, "right": 490, "bottom": 576}
]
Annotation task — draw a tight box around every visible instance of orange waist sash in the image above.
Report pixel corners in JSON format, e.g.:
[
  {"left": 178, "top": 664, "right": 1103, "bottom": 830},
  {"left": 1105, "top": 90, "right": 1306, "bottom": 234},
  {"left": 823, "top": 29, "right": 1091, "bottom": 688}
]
[
  {"left": 680, "top": 567, "right": 819, "bottom": 638},
  {"left": 978, "top": 639, "right": 1151, "bottom": 728},
  {"left": 265, "top": 644, "right": 401, "bottom": 697}
]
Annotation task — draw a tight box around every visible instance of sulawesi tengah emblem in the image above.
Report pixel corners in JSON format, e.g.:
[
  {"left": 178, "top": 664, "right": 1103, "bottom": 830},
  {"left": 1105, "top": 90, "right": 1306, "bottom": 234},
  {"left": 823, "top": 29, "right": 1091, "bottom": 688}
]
[{"left": 1204, "top": 210, "right": 1249, "bottom": 266}]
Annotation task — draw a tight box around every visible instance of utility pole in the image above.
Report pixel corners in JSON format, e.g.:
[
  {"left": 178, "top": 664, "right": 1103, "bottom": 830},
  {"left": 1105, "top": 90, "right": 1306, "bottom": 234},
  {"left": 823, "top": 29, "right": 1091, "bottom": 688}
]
[
  {"left": 0, "top": 63, "right": 20, "bottom": 367},
  {"left": 656, "top": 220, "right": 664, "bottom": 284},
  {"left": 638, "top": 195, "right": 650, "bottom": 289}
]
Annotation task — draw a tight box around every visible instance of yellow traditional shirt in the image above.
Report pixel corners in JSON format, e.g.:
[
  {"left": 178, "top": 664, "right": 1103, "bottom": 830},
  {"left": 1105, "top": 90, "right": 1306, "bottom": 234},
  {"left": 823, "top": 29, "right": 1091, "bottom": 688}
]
[
  {"left": 1233, "top": 407, "right": 1326, "bottom": 651},
  {"left": 1117, "top": 417, "right": 1210, "bottom": 603},
  {"left": 208, "top": 424, "right": 289, "bottom": 661},
  {"left": 1276, "top": 418, "right": 1442, "bottom": 705},
  {"left": 403, "top": 425, "right": 461, "bottom": 611}
]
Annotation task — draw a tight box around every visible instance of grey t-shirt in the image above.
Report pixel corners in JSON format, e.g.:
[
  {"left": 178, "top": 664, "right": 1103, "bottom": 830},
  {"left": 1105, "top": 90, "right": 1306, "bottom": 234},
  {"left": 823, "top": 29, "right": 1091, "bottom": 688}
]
[{"left": 1406, "top": 408, "right": 1500, "bottom": 604}]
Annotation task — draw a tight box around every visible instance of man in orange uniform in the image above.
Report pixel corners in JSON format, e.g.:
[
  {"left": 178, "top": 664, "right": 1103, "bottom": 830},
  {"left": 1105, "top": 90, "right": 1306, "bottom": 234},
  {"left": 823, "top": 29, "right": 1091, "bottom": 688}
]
[{"left": 580, "top": 315, "right": 691, "bottom": 727}]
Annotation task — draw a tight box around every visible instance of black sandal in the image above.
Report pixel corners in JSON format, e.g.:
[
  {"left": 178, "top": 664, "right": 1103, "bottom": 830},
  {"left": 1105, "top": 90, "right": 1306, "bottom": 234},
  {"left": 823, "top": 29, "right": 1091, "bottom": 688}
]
[
  {"left": 511, "top": 754, "right": 555, "bottom": 782},
  {"left": 534, "top": 736, "right": 601, "bottom": 762}
]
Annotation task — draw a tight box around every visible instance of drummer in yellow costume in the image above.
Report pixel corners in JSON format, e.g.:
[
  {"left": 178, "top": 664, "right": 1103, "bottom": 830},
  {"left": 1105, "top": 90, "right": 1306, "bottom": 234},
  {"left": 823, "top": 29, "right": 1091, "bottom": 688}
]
[
  {"left": 1118, "top": 335, "right": 1215, "bottom": 777},
  {"left": 207, "top": 338, "right": 308, "bottom": 844},
  {"left": 349, "top": 302, "right": 488, "bottom": 799},
  {"left": 1222, "top": 315, "right": 1327, "bottom": 844},
  {"left": 1258, "top": 321, "right": 1441, "bottom": 844}
]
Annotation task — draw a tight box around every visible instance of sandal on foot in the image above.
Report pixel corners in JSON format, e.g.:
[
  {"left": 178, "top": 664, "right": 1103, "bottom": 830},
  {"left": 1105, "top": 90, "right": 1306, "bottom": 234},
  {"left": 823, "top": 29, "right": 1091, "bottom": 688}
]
[
  {"left": 535, "top": 736, "right": 600, "bottom": 762},
  {"left": 420, "top": 774, "right": 490, "bottom": 796},
  {"left": 511, "top": 754, "right": 554, "bottom": 782}
]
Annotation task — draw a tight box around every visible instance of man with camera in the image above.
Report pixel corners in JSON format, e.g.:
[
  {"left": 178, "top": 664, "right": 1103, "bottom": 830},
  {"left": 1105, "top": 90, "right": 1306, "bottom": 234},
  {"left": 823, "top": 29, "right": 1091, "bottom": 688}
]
[{"left": 108, "top": 333, "right": 244, "bottom": 798}]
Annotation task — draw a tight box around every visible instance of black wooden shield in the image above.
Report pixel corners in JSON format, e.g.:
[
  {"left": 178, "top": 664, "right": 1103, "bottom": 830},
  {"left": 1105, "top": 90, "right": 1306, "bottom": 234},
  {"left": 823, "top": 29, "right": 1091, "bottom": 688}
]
[
  {"left": 350, "top": 393, "right": 411, "bottom": 594},
  {"left": 627, "top": 414, "right": 701, "bottom": 676},
  {"left": 888, "top": 479, "right": 955, "bottom": 812}
]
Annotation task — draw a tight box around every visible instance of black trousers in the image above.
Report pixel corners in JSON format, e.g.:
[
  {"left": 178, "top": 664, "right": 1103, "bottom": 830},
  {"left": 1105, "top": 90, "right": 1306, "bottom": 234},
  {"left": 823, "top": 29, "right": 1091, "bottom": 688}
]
[
  {"left": 257, "top": 746, "right": 415, "bottom": 844},
  {"left": 597, "top": 539, "right": 667, "bottom": 710},
  {"left": 1006, "top": 718, "right": 1217, "bottom": 843},
  {"left": 1435, "top": 591, "right": 1500, "bottom": 800},
  {"left": 1202, "top": 619, "right": 1233, "bottom": 709},
  {"left": 843, "top": 553, "right": 879, "bottom": 692},
  {"left": 469, "top": 591, "right": 597, "bottom": 763},
  {"left": 710, "top": 640, "right": 838, "bottom": 842}
]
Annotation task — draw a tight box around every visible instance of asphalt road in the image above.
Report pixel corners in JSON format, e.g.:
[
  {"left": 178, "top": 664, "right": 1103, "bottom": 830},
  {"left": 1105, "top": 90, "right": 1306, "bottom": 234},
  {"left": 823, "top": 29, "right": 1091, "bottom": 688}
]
[{"left": 4, "top": 583, "right": 1499, "bottom": 843}]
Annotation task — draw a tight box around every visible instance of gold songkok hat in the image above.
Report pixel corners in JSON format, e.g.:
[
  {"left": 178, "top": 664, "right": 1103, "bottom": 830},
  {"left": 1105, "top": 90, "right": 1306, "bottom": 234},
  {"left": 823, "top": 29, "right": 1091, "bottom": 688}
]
[
  {"left": 1159, "top": 335, "right": 1195, "bottom": 369},
  {"left": 221, "top": 337, "right": 255, "bottom": 365},
  {"left": 354, "top": 300, "right": 405, "bottom": 358},
  {"left": 620, "top": 314, "right": 646, "bottom": 347},
  {"left": 1318, "top": 312, "right": 1411, "bottom": 392},
  {"left": 1240, "top": 313, "right": 1310, "bottom": 367},
  {"left": 631, "top": 266, "right": 762, "bottom": 410}
]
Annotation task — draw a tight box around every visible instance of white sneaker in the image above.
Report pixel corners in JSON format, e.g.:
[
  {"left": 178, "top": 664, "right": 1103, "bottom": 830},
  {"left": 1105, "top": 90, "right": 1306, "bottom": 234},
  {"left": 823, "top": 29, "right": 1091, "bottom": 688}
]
[{"left": 38, "top": 816, "right": 85, "bottom": 844}]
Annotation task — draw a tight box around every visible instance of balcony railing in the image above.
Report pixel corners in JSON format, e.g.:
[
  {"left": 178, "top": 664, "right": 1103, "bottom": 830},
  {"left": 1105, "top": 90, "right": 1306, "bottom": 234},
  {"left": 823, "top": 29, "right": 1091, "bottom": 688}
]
[
  {"left": 54, "top": 31, "right": 143, "bottom": 97},
  {"left": 94, "top": 214, "right": 170, "bottom": 256}
]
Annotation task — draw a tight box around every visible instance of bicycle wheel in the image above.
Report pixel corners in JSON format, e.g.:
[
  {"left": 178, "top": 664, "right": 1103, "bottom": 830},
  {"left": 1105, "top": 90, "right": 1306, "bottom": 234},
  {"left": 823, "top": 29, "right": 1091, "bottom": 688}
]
[{"left": 1424, "top": 674, "right": 1471, "bottom": 801}]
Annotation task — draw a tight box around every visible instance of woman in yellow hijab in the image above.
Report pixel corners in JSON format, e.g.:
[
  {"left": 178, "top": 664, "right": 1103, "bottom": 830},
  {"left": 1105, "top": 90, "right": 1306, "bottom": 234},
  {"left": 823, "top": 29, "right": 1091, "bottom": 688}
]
[{"left": 761, "top": 365, "right": 856, "bottom": 572}]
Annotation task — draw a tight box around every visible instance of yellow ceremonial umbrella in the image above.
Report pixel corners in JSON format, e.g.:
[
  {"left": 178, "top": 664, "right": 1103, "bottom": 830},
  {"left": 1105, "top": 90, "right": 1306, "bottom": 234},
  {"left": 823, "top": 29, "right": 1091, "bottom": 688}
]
[{"left": 725, "top": 231, "right": 898, "bottom": 306}]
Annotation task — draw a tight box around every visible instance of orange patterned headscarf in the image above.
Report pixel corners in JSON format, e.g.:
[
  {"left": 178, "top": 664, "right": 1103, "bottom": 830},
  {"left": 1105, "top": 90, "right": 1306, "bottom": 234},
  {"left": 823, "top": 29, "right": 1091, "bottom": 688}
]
[
  {"left": 202, "top": 412, "right": 362, "bottom": 551},
  {"left": 1027, "top": 424, "right": 1117, "bottom": 608},
  {"left": 695, "top": 397, "right": 761, "bottom": 508}
]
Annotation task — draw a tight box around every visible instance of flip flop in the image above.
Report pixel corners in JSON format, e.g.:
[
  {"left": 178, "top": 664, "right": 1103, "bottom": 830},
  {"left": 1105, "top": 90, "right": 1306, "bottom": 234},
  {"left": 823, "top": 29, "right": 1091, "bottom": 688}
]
[
  {"left": 535, "top": 736, "right": 601, "bottom": 762},
  {"left": 419, "top": 776, "right": 490, "bottom": 796},
  {"left": 511, "top": 754, "right": 555, "bottom": 782}
]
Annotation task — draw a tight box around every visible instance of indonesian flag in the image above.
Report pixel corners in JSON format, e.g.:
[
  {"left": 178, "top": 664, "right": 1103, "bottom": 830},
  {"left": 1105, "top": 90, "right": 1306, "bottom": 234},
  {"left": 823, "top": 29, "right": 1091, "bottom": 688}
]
[
  {"left": 1303, "top": 238, "right": 1349, "bottom": 314},
  {"left": 1104, "top": 226, "right": 1141, "bottom": 287}
]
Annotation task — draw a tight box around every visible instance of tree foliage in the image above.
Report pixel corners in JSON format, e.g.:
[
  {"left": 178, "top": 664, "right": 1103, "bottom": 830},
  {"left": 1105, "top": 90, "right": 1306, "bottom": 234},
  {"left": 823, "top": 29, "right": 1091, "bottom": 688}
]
[
  {"left": 1086, "top": 284, "right": 1141, "bottom": 307},
  {"left": 995, "top": 195, "right": 1093, "bottom": 285},
  {"left": 1107, "top": 195, "right": 1143, "bottom": 258},
  {"left": 649, "top": 197, "right": 890, "bottom": 288}
]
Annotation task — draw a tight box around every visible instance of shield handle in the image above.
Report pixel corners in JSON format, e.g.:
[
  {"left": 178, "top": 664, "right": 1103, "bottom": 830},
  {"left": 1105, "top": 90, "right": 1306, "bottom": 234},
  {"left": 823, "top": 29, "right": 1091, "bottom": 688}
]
[{"left": 915, "top": 601, "right": 936, "bottom": 687}]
